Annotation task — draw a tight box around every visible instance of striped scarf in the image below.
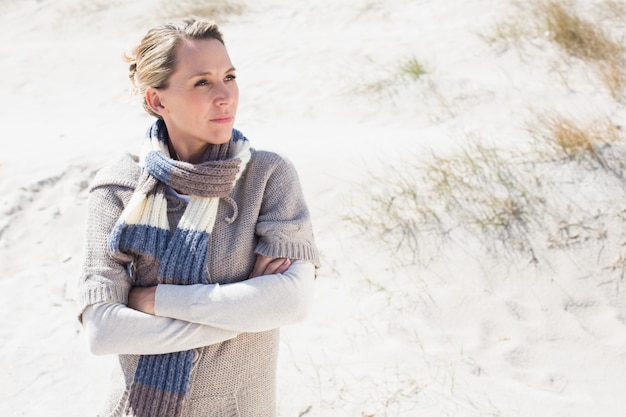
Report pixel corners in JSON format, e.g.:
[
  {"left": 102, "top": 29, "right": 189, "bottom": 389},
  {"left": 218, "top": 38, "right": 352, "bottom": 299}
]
[{"left": 107, "top": 119, "right": 251, "bottom": 417}]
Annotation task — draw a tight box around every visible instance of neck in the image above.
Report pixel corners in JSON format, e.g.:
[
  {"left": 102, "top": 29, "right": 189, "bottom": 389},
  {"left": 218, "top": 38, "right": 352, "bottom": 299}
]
[{"left": 169, "top": 142, "right": 209, "bottom": 164}]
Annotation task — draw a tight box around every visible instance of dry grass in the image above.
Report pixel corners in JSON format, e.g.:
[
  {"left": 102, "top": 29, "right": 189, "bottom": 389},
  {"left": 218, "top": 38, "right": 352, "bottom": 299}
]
[
  {"left": 483, "top": 0, "right": 626, "bottom": 98},
  {"left": 539, "top": 1, "right": 622, "bottom": 61},
  {"left": 348, "top": 0, "right": 626, "bottom": 267},
  {"left": 424, "top": 143, "right": 539, "bottom": 254},
  {"left": 355, "top": 56, "right": 429, "bottom": 99},
  {"left": 157, "top": 0, "right": 244, "bottom": 20},
  {"left": 400, "top": 57, "right": 428, "bottom": 80},
  {"left": 543, "top": 0, "right": 625, "bottom": 98},
  {"left": 60, "top": 0, "right": 245, "bottom": 27},
  {"left": 539, "top": 1, "right": 626, "bottom": 98},
  {"left": 345, "top": 140, "right": 543, "bottom": 264},
  {"left": 529, "top": 114, "right": 625, "bottom": 176},
  {"left": 597, "top": 60, "right": 626, "bottom": 100},
  {"left": 346, "top": 113, "right": 626, "bottom": 266},
  {"left": 601, "top": 0, "right": 626, "bottom": 18},
  {"left": 480, "top": 19, "right": 532, "bottom": 49}
]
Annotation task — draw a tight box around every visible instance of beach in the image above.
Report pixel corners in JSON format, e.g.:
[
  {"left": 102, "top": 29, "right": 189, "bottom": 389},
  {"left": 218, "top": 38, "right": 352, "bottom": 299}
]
[{"left": 1, "top": 0, "right": 625, "bottom": 416}]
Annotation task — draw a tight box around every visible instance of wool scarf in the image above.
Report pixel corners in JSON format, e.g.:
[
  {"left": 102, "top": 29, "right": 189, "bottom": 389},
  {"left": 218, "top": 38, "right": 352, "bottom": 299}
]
[{"left": 107, "top": 119, "right": 251, "bottom": 417}]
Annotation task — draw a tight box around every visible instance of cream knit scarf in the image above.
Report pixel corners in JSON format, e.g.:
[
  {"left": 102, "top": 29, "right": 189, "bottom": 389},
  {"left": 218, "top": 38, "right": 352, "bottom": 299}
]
[{"left": 107, "top": 119, "right": 251, "bottom": 417}]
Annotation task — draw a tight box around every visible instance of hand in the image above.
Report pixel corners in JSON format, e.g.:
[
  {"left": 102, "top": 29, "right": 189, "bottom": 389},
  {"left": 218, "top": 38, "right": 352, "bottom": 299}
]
[
  {"left": 128, "top": 286, "right": 157, "bottom": 315},
  {"left": 249, "top": 255, "right": 291, "bottom": 278}
]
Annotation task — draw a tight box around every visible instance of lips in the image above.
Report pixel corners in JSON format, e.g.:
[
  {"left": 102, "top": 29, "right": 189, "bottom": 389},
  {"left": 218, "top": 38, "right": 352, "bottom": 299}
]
[{"left": 210, "top": 115, "right": 233, "bottom": 124}]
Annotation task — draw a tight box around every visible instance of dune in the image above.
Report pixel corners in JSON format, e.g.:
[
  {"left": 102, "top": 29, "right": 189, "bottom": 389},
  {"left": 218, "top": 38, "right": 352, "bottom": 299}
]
[{"left": 1, "top": 0, "right": 625, "bottom": 416}]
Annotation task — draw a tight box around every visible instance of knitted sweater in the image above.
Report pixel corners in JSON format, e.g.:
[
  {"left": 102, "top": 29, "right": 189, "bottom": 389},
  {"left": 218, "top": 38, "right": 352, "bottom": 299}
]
[{"left": 78, "top": 145, "right": 320, "bottom": 417}]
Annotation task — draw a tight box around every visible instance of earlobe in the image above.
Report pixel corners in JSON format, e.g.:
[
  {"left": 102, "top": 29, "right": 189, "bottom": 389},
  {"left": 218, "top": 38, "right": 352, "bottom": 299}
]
[{"left": 145, "top": 87, "right": 165, "bottom": 115}]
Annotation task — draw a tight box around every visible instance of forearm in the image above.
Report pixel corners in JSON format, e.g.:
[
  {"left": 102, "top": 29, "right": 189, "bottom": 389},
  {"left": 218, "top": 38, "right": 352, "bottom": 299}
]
[
  {"left": 154, "top": 260, "right": 315, "bottom": 332},
  {"left": 82, "top": 302, "right": 238, "bottom": 355}
]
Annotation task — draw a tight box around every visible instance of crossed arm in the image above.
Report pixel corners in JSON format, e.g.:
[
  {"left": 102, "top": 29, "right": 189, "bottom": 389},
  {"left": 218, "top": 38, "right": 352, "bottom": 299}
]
[
  {"left": 128, "top": 255, "right": 292, "bottom": 314},
  {"left": 82, "top": 255, "right": 315, "bottom": 355}
]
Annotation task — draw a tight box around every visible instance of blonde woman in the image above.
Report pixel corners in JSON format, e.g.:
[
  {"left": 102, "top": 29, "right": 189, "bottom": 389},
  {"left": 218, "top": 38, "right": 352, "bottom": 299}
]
[{"left": 78, "top": 17, "right": 319, "bottom": 417}]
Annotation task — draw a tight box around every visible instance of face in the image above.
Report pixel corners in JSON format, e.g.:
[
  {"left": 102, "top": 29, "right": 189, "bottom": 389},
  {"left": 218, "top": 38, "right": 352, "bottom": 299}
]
[{"left": 147, "top": 38, "right": 239, "bottom": 159}]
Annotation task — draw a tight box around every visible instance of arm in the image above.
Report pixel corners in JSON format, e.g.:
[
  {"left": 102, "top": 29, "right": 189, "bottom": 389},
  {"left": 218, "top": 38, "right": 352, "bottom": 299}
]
[
  {"left": 127, "top": 254, "right": 293, "bottom": 315},
  {"left": 127, "top": 255, "right": 310, "bottom": 333},
  {"left": 78, "top": 161, "right": 237, "bottom": 355},
  {"left": 146, "top": 157, "right": 318, "bottom": 332},
  {"left": 123, "top": 155, "right": 319, "bottom": 332},
  {"left": 253, "top": 155, "right": 320, "bottom": 266},
  {"left": 82, "top": 302, "right": 238, "bottom": 355},
  {"left": 151, "top": 260, "right": 315, "bottom": 332}
]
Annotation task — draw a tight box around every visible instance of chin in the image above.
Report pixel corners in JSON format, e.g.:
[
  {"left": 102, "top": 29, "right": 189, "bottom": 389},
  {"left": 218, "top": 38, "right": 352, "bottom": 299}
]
[
  {"left": 206, "top": 130, "right": 233, "bottom": 145},
  {"left": 215, "top": 134, "right": 233, "bottom": 144}
]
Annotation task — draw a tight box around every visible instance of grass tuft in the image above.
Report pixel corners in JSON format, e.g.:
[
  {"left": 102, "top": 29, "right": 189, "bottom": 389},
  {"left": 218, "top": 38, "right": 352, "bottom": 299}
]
[
  {"left": 157, "top": 0, "right": 244, "bottom": 20},
  {"left": 539, "top": 1, "right": 624, "bottom": 62},
  {"left": 597, "top": 60, "right": 626, "bottom": 100},
  {"left": 400, "top": 57, "right": 428, "bottom": 80},
  {"left": 353, "top": 56, "right": 429, "bottom": 101},
  {"left": 481, "top": 20, "right": 531, "bottom": 49},
  {"left": 346, "top": 140, "right": 543, "bottom": 264},
  {"left": 528, "top": 114, "right": 624, "bottom": 175},
  {"left": 601, "top": 0, "right": 626, "bottom": 19},
  {"left": 346, "top": 114, "right": 626, "bottom": 266},
  {"left": 482, "top": 0, "right": 626, "bottom": 98}
]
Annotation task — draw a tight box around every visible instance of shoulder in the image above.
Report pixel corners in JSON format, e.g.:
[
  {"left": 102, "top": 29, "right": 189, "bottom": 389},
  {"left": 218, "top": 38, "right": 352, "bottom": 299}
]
[
  {"left": 249, "top": 148, "right": 287, "bottom": 166},
  {"left": 248, "top": 148, "right": 299, "bottom": 180},
  {"left": 89, "top": 153, "right": 141, "bottom": 192}
]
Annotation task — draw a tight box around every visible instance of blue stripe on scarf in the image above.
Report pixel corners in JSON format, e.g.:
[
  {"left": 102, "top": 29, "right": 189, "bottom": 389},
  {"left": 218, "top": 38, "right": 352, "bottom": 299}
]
[
  {"left": 144, "top": 152, "right": 172, "bottom": 184},
  {"left": 232, "top": 128, "right": 245, "bottom": 143},
  {"left": 158, "top": 228, "right": 210, "bottom": 284},
  {"left": 149, "top": 119, "right": 170, "bottom": 145},
  {"left": 116, "top": 224, "right": 170, "bottom": 260},
  {"left": 134, "top": 351, "right": 194, "bottom": 393}
]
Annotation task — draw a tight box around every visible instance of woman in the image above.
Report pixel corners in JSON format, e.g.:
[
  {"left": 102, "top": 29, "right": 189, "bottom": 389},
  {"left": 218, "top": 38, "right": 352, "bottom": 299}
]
[{"left": 78, "top": 17, "right": 319, "bottom": 417}]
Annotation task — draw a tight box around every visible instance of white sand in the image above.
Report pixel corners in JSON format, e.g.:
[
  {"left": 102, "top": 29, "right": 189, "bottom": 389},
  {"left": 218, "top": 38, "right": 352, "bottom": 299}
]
[{"left": 1, "top": 0, "right": 625, "bottom": 416}]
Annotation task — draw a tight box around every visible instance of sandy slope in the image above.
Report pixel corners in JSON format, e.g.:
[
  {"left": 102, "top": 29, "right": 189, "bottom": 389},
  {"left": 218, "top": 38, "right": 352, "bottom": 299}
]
[{"left": 1, "top": 0, "right": 626, "bottom": 416}]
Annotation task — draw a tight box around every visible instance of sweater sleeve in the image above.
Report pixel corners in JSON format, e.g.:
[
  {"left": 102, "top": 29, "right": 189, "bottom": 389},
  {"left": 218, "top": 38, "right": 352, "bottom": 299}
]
[
  {"left": 154, "top": 260, "right": 315, "bottom": 332},
  {"left": 77, "top": 182, "right": 135, "bottom": 319},
  {"left": 83, "top": 302, "right": 238, "bottom": 355},
  {"left": 254, "top": 155, "right": 320, "bottom": 267}
]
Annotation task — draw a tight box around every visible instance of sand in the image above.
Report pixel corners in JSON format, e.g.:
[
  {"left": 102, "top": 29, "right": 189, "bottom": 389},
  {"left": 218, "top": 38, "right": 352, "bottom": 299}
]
[{"left": 1, "top": 0, "right": 625, "bottom": 416}]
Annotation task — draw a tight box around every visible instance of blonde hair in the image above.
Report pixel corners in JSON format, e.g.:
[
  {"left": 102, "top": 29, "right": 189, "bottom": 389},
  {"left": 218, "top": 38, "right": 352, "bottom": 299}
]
[{"left": 124, "top": 17, "right": 225, "bottom": 118}]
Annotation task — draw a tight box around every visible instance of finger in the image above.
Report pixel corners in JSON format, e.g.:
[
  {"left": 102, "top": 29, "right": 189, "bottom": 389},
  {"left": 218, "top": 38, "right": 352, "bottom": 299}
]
[
  {"left": 263, "top": 258, "right": 291, "bottom": 275},
  {"left": 127, "top": 287, "right": 143, "bottom": 310},
  {"left": 275, "top": 258, "right": 291, "bottom": 274},
  {"left": 249, "top": 254, "right": 271, "bottom": 278},
  {"left": 262, "top": 257, "right": 284, "bottom": 275}
]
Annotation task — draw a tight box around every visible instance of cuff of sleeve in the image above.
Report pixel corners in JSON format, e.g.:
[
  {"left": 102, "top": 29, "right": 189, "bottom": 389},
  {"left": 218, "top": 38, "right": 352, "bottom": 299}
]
[
  {"left": 77, "top": 283, "right": 129, "bottom": 322},
  {"left": 255, "top": 240, "right": 320, "bottom": 268}
]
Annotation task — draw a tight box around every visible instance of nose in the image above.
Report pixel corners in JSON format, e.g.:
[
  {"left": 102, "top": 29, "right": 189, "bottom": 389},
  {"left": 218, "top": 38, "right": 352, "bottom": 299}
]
[{"left": 214, "top": 82, "right": 235, "bottom": 106}]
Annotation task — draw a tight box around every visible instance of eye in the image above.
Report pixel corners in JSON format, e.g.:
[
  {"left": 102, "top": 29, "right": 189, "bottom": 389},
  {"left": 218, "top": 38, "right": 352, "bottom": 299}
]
[
  {"left": 194, "top": 79, "right": 210, "bottom": 87},
  {"left": 225, "top": 74, "right": 237, "bottom": 82}
]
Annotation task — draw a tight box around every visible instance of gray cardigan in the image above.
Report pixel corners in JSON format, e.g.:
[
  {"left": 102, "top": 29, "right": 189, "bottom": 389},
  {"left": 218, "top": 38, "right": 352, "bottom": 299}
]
[{"left": 78, "top": 148, "right": 319, "bottom": 417}]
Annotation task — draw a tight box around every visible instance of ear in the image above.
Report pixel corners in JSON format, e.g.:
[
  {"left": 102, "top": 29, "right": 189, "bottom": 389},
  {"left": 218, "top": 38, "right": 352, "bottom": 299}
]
[{"left": 145, "top": 87, "right": 166, "bottom": 116}]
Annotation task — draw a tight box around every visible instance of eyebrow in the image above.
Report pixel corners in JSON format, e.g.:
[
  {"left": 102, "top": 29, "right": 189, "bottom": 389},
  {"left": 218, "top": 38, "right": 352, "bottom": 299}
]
[{"left": 189, "top": 67, "right": 237, "bottom": 79}]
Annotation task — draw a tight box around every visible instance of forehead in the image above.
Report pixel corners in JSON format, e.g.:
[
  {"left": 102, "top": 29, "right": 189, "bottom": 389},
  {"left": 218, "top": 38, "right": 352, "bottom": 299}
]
[{"left": 173, "top": 38, "right": 233, "bottom": 74}]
